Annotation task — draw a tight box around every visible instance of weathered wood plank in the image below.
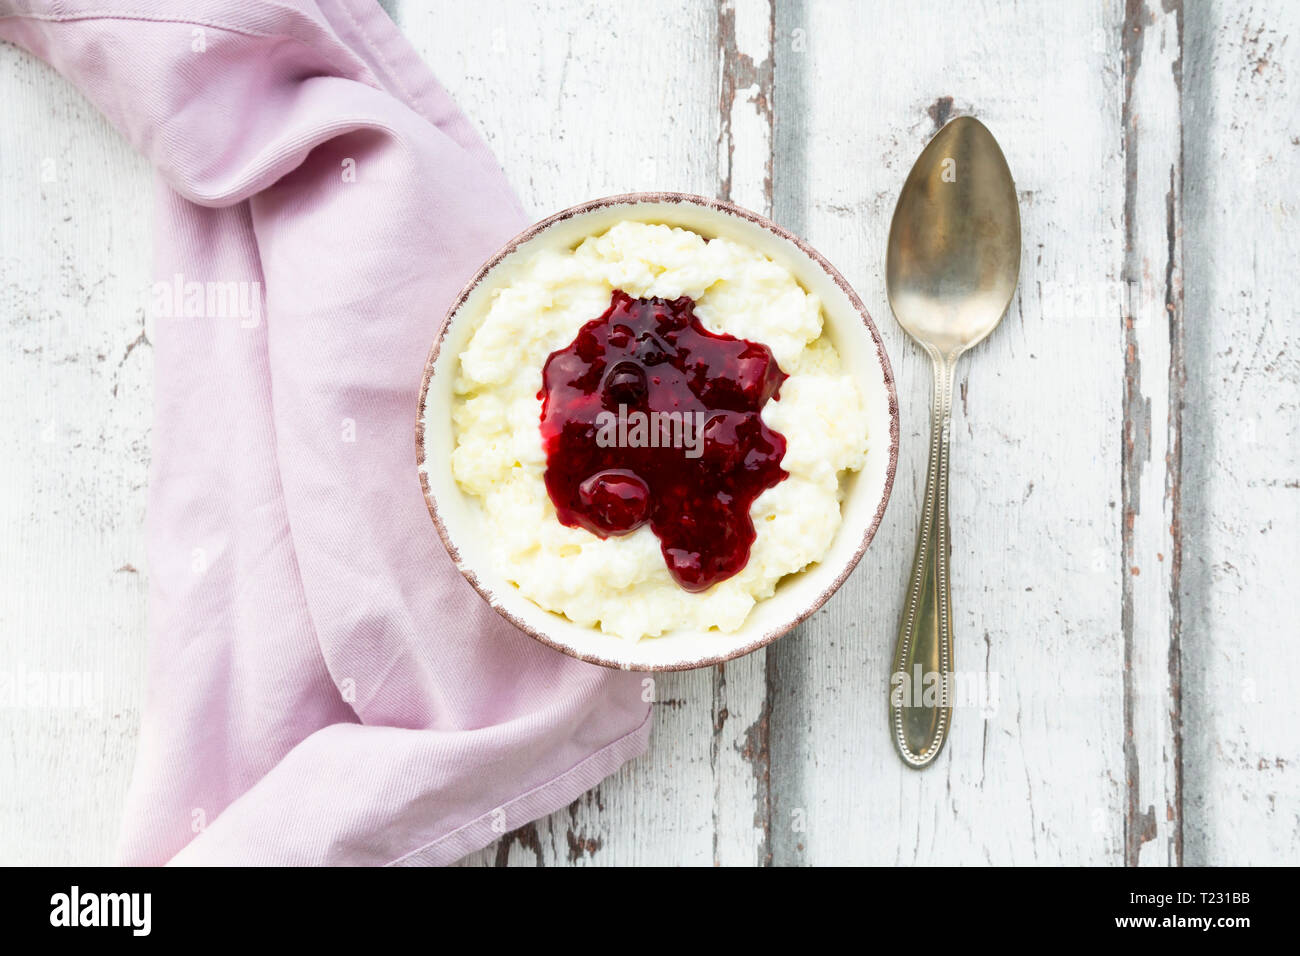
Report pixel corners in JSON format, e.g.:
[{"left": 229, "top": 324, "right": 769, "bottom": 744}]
[
  {"left": 766, "top": 0, "right": 1128, "bottom": 864},
  {"left": 0, "top": 50, "right": 153, "bottom": 864},
  {"left": 397, "top": 0, "right": 735, "bottom": 866},
  {"left": 1180, "top": 0, "right": 1300, "bottom": 865},
  {"left": 711, "top": 0, "right": 776, "bottom": 868}
]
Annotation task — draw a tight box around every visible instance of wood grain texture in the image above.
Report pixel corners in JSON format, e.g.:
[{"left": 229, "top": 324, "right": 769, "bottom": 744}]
[
  {"left": 765, "top": 0, "right": 1128, "bottom": 866},
  {"left": 0, "top": 0, "right": 1296, "bottom": 866},
  {"left": 1180, "top": 0, "right": 1300, "bottom": 865},
  {"left": 0, "top": 51, "right": 153, "bottom": 864}
]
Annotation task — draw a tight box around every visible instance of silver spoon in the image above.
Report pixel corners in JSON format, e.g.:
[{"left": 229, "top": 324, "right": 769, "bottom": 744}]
[{"left": 885, "top": 116, "right": 1021, "bottom": 768}]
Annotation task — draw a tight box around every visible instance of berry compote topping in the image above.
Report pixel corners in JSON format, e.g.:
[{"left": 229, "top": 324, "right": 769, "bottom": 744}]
[{"left": 539, "top": 290, "right": 788, "bottom": 592}]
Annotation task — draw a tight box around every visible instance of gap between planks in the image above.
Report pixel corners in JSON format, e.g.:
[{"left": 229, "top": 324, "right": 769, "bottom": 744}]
[
  {"left": 1121, "top": 0, "right": 1185, "bottom": 867},
  {"left": 714, "top": 0, "right": 777, "bottom": 867}
]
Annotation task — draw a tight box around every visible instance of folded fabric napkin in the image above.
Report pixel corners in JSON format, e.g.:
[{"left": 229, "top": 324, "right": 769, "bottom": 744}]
[{"left": 0, "top": 0, "right": 651, "bottom": 865}]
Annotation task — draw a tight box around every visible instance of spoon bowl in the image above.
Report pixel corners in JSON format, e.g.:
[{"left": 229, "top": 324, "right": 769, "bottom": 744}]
[{"left": 887, "top": 117, "right": 1021, "bottom": 357}]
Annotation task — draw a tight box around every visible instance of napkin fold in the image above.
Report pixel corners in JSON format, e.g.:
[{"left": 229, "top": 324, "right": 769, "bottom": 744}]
[{"left": 0, "top": 0, "right": 650, "bottom": 865}]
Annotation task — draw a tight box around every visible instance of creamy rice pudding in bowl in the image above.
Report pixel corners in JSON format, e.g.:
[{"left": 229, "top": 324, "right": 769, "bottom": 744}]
[{"left": 417, "top": 193, "right": 898, "bottom": 670}]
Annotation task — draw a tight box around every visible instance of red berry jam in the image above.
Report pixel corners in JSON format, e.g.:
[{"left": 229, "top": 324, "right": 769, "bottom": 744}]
[{"left": 539, "top": 290, "right": 788, "bottom": 592}]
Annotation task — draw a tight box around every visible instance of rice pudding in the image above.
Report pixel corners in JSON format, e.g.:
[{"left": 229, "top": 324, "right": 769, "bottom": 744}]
[{"left": 451, "top": 221, "right": 871, "bottom": 640}]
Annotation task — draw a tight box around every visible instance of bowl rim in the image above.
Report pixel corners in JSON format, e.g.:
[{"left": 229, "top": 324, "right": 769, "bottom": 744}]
[{"left": 415, "top": 191, "right": 900, "bottom": 671}]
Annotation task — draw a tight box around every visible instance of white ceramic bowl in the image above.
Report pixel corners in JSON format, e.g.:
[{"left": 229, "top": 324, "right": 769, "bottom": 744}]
[{"left": 417, "top": 193, "right": 899, "bottom": 670}]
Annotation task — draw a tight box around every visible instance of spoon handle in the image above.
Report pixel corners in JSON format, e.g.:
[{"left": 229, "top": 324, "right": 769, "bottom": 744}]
[{"left": 890, "top": 350, "right": 957, "bottom": 768}]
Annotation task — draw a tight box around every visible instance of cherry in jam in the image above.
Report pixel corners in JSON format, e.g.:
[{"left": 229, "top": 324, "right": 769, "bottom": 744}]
[{"left": 539, "top": 290, "right": 788, "bottom": 592}]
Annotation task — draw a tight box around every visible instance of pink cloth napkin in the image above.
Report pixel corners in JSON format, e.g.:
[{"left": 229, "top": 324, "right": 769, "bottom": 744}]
[{"left": 1, "top": 0, "right": 651, "bottom": 865}]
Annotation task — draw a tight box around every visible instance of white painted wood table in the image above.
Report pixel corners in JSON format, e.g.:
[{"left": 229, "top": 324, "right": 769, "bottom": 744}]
[{"left": 1, "top": 0, "right": 1296, "bottom": 866}]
